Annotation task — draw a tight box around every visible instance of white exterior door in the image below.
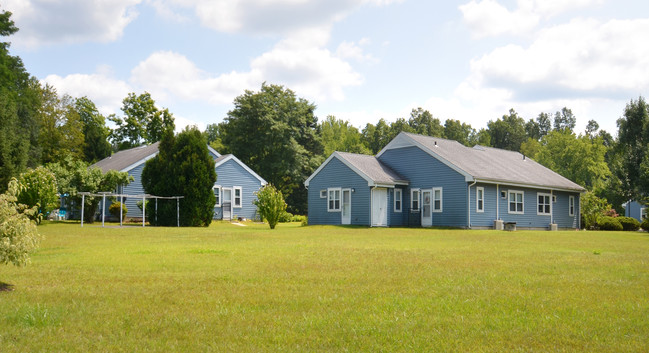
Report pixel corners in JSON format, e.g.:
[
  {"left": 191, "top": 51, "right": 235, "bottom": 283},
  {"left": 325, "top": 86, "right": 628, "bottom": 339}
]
[
  {"left": 342, "top": 189, "right": 352, "bottom": 225},
  {"left": 371, "top": 188, "right": 388, "bottom": 227},
  {"left": 421, "top": 189, "right": 432, "bottom": 227},
  {"left": 222, "top": 188, "right": 232, "bottom": 220}
]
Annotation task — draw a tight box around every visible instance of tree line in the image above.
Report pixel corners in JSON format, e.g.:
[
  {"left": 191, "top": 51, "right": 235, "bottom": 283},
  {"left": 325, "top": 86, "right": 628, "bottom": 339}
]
[{"left": 2, "top": 8, "right": 648, "bottom": 220}]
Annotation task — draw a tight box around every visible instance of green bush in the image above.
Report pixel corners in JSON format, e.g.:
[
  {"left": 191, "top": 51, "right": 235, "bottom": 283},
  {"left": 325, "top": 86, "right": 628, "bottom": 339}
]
[
  {"left": 109, "top": 202, "right": 127, "bottom": 219},
  {"left": 641, "top": 218, "right": 649, "bottom": 231},
  {"left": 253, "top": 184, "right": 287, "bottom": 230},
  {"left": 598, "top": 216, "right": 623, "bottom": 231},
  {"left": 278, "top": 211, "right": 293, "bottom": 223},
  {"left": 617, "top": 216, "right": 640, "bottom": 231}
]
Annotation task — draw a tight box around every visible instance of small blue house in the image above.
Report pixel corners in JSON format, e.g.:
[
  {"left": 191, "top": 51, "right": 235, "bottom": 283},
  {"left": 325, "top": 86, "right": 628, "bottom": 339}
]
[
  {"left": 624, "top": 200, "right": 647, "bottom": 222},
  {"left": 212, "top": 154, "right": 267, "bottom": 221},
  {"left": 93, "top": 143, "right": 266, "bottom": 221},
  {"left": 305, "top": 132, "right": 585, "bottom": 230}
]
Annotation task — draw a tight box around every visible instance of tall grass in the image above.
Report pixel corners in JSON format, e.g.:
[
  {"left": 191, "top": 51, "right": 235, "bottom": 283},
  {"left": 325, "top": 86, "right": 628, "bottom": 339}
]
[{"left": 1, "top": 222, "right": 648, "bottom": 352}]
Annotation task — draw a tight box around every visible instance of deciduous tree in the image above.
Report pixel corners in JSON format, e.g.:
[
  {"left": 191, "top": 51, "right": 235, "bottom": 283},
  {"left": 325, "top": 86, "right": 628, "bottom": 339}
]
[{"left": 320, "top": 116, "right": 371, "bottom": 156}]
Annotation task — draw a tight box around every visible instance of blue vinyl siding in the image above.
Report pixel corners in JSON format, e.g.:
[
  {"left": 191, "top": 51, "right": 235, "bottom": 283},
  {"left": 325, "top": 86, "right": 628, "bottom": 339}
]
[
  {"left": 213, "top": 159, "right": 264, "bottom": 221},
  {"left": 469, "top": 183, "right": 498, "bottom": 228},
  {"left": 388, "top": 187, "right": 407, "bottom": 226},
  {"left": 493, "top": 186, "right": 580, "bottom": 229},
  {"left": 379, "top": 146, "right": 468, "bottom": 227},
  {"left": 122, "top": 163, "right": 147, "bottom": 218},
  {"left": 307, "top": 157, "right": 371, "bottom": 225}
]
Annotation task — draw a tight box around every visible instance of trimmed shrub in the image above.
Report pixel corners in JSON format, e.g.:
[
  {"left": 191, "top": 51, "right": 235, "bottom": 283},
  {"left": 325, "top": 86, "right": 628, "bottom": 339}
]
[
  {"left": 597, "top": 216, "right": 623, "bottom": 231},
  {"left": 617, "top": 216, "right": 640, "bottom": 231},
  {"left": 642, "top": 218, "right": 649, "bottom": 231},
  {"left": 279, "top": 211, "right": 293, "bottom": 223},
  {"left": 109, "top": 202, "right": 127, "bottom": 220}
]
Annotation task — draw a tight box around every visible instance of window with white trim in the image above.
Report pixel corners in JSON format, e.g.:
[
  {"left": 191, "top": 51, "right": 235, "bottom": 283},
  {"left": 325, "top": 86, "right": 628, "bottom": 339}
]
[
  {"left": 320, "top": 190, "right": 327, "bottom": 198},
  {"left": 411, "top": 189, "right": 420, "bottom": 211},
  {"left": 433, "top": 187, "right": 443, "bottom": 212},
  {"left": 214, "top": 185, "right": 221, "bottom": 207},
  {"left": 476, "top": 187, "right": 484, "bottom": 213},
  {"left": 233, "top": 187, "right": 242, "bottom": 208},
  {"left": 394, "top": 189, "right": 402, "bottom": 213},
  {"left": 641, "top": 207, "right": 647, "bottom": 220},
  {"left": 328, "top": 188, "right": 341, "bottom": 212},
  {"left": 537, "top": 193, "right": 551, "bottom": 215},
  {"left": 508, "top": 190, "right": 524, "bottom": 214},
  {"left": 569, "top": 196, "right": 575, "bottom": 216}
]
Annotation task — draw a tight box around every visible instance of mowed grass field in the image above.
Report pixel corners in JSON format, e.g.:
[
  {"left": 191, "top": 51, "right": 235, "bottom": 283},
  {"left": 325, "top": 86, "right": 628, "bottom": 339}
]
[{"left": 1, "top": 222, "right": 648, "bottom": 352}]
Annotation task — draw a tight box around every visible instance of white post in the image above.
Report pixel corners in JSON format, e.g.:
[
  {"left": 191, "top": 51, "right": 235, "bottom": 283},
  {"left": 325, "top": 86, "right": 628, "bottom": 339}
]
[
  {"left": 177, "top": 198, "right": 180, "bottom": 227},
  {"left": 155, "top": 198, "right": 158, "bottom": 224},
  {"left": 81, "top": 194, "right": 85, "bottom": 227},
  {"left": 142, "top": 195, "right": 146, "bottom": 227},
  {"left": 120, "top": 195, "right": 123, "bottom": 227},
  {"left": 102, "top": 193, "right": 106, "bottom": 227}
]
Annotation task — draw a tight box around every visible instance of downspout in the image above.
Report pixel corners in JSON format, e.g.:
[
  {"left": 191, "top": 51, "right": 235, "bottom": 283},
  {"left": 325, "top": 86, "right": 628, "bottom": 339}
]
[
  {"left": 467, "top": 179, "right": 477, "bottom": 229},
  {"left": 496, "top": 184, "right": 499, "bottom": 220},
  {"left": 550, "top": 189, "right": 554, "bottom": 225}
]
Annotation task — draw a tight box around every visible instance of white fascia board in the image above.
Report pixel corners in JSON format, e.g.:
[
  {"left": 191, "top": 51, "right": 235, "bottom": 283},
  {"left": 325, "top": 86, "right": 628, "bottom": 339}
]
[
  {"left": 476, "top": 179, "right": 585, "bottom": 193},
  {"left": 121, "top": 152, "right": 159, "bottom": 173},
  {"left": 207, "top": 145, "right": 221, "bottom": 158},
  {"left": 214, "top": 154, "right": 267, "bottom": 185},
  {"left": 378, "top": 132, "right": 474, "bottom": 182}
]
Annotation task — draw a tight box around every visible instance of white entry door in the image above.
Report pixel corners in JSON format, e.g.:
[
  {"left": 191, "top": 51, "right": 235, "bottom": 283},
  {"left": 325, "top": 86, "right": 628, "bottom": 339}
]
[
  {"left": 222, "top": 188, "right": 232, "bottom": 220},
  {"left": 371, "top": 188, "right": 388, "bottom": 227},
  {"left": 342, "top": 189, "right": 352, "bottom": 225},
  {"left": 421, "top": 189, "right": 432, "bottom": 227}
]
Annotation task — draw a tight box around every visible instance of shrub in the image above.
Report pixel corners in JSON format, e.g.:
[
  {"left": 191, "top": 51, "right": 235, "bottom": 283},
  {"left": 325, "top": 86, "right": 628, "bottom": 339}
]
[
  {"left": 642, "top": 218, "right": 649, "bottom": 231},
  {"left": 1, "top": 179, "right": 42, "bottom": 266},
  {"left": 278, "top": 211, "right": 293, "bottom": 223},
  {"left": 253, "top": 184, "right": 287, "bottom": 230},
  {"left": 617, "top": 216, "right": 640, "bottom": 231},
  {"left": 301, "top": 216, "right": 308, "bottom": 226},
  {"left": 597, "top": 216, "right": 623, "bottom": 231},
  {"left": 109, "top": 202, "right": 127, "bottom": 220}
]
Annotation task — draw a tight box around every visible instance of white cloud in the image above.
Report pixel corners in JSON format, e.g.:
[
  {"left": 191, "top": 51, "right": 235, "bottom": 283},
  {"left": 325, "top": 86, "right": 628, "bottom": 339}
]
[
  {"left": 336, "top": 39, "right": 377, "bottom": 63},
  {"left": 42, "top": 71, "right": 133, "bottom": 116},
  {"left": 459, "top": 0, "right": 601, "bottom": 38},
  {"left": 4, "top": 0, "right": 141, "bottom": 48}
]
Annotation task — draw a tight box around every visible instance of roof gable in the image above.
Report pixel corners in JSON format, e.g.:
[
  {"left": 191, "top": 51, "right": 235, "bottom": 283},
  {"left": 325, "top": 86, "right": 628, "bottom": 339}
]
[
  {"left": 305, "top": 151, "right": 408, "bottom": 187},
  {"left": 214, "top": 154, "right": 267, "bottom": 185}
]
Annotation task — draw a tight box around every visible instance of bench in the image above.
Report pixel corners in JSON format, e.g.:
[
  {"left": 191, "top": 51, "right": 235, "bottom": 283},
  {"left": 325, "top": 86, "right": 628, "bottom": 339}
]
[{"left": 504, "top": 222, "right": 517, "bottom": 231}]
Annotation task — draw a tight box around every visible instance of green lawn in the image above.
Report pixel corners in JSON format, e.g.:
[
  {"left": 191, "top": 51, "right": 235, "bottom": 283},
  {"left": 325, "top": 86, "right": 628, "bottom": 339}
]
[{"left": 1, "top": 222, "right": 648, "bottom": 352}]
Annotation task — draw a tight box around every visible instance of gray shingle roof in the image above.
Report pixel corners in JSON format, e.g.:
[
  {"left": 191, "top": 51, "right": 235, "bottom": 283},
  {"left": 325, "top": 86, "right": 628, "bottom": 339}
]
[
  {"left": 92, "top": 142, "right": 160, "bottom": 173},
  {"left": 336, "top": 152, "right": 408, "bottom": 186},
  {"left": 389, "top": 132, "right": 585, "bottom": 191}
]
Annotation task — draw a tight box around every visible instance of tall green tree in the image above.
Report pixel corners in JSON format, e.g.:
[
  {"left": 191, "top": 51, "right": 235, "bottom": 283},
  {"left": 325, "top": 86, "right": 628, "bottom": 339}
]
[
  {"left": 408, "top": 108, "right": 444, "bottom": 137},
  {"left": 320, "top": 116, "right": 371, "bottom": 156},
  {"left": 220, "top": 83, "right": 323, "bottom": 214},
  {"left": 37, "top": 85, "right": 85, "bottom": 164},
  {"left": 0, "top": 9, "right": 41, "bottom": 191},
  {"left": 553, "top": 107, "right": 576, "bottom": 133},
  {"left": 142, "top": 127, "right": 216, "bottom": 226},
  {"left": 17, "top": 166, "right": 59, "bottom": 223},
  {"left": 203, "top": 123, "right": 226, "bottom": 153},
  {"left": 109, "top": 92, "right": 175, "bottom": 150},
  {"left": 443, "top": 119, "right": 474, "bottom": 146},
  {"left": 75, "top": 97, "right": 111, "bottom": 163},
  {"left": 486, "top": 109, "right": 527, "bottom": 151},
  {"left": 615, "top": 96, "right": 649, "bottom": 203},
  {"left": 362, "top": 118, "right": 391, "bottom": 154}
]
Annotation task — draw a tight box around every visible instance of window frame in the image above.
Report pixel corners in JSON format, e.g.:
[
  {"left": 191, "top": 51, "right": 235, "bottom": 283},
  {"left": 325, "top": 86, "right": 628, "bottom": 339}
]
[
  {"left": 641, "top": 207, "right": 647, "bottom": 220},
  {"left": 476, "top": 186, "right": 484, "bottom": 213},
  {"left": 233, "top": 186, "right": 242, "bottom": 208},
  {"left": 569, "top": 196, "right": 575, "bottom": 216},
  {"left": 432, "top": 187, "right": 443, "bottom": 212},
  {"left": 327, "top": 187, "right": 341, "bottom": 212},
  {"left": 320, "top": 189, "right": 327, "bottom": 198},
  {"left": 537, "top": 192, "right": 551, "bottom": 216},
  {"left": 508, "top": 190, "right": 524, "bottom": 215},
  {"left": 214, "top": 185, "right": 222, "bottom": 207},
  {"left": 411, "top": 189, "right": 420, "bottom": 212},
  {"left": 394, "top": 188, "right": 402, "bottom": 213}
]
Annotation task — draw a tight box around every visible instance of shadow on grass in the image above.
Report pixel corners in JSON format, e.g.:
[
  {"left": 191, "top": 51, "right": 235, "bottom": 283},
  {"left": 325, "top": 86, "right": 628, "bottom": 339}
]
[{"left": 0, "top": 281, "right": 15, "bottom": 292}]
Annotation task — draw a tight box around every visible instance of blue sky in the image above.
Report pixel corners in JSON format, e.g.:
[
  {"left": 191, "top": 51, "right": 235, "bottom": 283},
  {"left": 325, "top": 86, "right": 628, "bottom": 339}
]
[{"left": 4, "top": 0, "right": 649, "bottom": 136}]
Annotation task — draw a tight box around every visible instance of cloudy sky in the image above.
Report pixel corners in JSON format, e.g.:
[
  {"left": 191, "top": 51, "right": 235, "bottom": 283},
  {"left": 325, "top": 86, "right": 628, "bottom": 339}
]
[{"left": 4, "top": 0, "right": 649, "bottom": 135}]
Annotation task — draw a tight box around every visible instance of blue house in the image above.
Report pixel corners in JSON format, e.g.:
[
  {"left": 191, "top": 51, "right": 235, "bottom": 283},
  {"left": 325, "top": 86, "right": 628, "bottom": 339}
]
[
  {"left": 93, "top": 143, "right": 266, "bottom": 221},
  {"left": 305, "top": 132, "right": 585, "bottom": 230},
  {"left": 624, "top": 200, "right": 647, "bottom": 222}
]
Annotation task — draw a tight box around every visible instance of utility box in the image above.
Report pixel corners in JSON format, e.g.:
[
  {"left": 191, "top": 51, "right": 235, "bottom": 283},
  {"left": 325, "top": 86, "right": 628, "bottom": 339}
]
[
  {"left": 494, "top": 219, "right": 504, "bottom": 230},
  {"left": 549, "top": 223, "right": 558, "bottom": 231}
]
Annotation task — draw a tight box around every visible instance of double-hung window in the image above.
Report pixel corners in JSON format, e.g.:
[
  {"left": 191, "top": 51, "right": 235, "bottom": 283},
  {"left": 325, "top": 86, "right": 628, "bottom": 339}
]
[
  {"left": 328, "top": 188, "right": 341, "bottom": 212},
  {"left": 394, "top": 189, "right": 402, "bottom": 213},
  {"left": 214, "top": 185, "right": 221, "bottom": 207},
  {"left": 411, "top": 189, "right": 420, "bottom": 211},
  {"left": 233, "top": 187, "right": 242, "bottom": 208},
  {"left": 433, "top": 187, "right": 443, "bottom": 212},
  {"left": 537, "top": 193, "right": 551, "bottom": 216},
  {"left": 476, "top": 187, "right": 484, "bottom": 213},
  {"left": 569, "top": 196, "right": 575, "bottom": 216},
  {"left": 508, "top": 190, "right": 524, "bottom": 214}
]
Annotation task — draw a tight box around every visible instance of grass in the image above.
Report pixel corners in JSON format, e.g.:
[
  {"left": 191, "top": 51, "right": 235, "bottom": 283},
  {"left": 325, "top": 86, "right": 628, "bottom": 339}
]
[{"left": 1, "top": 221, "right": 648, "bottom": 352}]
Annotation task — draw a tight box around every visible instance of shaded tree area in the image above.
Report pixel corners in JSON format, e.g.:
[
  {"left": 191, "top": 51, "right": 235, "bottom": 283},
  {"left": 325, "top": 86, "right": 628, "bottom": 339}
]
[{"left": 142, "top": 127, "right": 216, "bottom": 226}]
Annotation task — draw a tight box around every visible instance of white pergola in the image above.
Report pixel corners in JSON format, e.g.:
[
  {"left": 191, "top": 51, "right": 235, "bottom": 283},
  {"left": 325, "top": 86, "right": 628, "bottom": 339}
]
[{"left": 77, "top": 192, "right": 184, "bottom": 227}]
